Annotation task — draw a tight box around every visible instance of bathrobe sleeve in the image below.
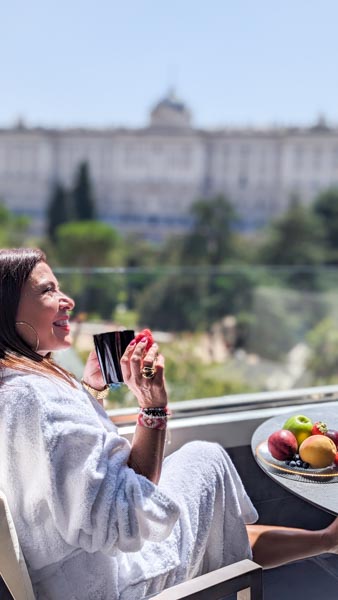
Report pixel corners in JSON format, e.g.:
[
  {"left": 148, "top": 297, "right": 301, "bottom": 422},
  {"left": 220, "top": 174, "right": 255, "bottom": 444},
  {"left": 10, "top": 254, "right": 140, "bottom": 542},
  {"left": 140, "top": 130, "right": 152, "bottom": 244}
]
[{"left": 4, "top": 374, "right": 180, "bottom": 556}]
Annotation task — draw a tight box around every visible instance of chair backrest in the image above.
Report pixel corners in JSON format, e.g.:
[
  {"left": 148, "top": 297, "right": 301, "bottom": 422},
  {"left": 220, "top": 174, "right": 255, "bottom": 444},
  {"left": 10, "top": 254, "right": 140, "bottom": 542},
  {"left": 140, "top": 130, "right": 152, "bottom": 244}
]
[
  {"left": 0, "top": 491, "right": 35, "bottom": 600},
  {"left": 152, "top": 559, "right": 263, "bottom": 600}
]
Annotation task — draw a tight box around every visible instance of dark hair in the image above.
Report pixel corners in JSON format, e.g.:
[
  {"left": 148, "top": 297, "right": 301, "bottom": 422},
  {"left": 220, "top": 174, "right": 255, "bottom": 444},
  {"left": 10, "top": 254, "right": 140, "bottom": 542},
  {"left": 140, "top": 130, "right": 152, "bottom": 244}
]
[
  {"left": 0, "top": 248, "right": 75, "bottom": 385},
  {"left": 0, "top": 248, "right": 46, "bottom": 360}
]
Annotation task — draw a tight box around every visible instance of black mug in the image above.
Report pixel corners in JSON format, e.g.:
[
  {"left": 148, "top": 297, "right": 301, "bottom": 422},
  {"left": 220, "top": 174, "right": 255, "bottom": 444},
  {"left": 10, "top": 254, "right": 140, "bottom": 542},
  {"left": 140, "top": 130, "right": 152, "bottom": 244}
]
[{"left": 93, "top": 330, "right": 135, "bottom": 385}]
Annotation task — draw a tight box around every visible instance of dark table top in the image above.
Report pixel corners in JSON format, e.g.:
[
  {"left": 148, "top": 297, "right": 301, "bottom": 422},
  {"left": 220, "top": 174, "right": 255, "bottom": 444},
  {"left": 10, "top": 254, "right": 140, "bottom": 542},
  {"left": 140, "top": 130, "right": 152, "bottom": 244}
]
[{"left": 251, "top": 405, "right": 338, "bottom": 516}]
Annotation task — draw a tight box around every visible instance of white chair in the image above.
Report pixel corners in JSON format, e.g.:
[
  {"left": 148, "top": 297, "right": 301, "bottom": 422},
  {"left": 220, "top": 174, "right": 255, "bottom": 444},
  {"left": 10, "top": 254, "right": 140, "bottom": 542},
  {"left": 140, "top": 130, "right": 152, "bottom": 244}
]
[
  {"left": 0, "top": 489, "right": 263, "bottom": 600},
  {"left": 0, "top": 491, "right": 35, "bottom": 600},
  {"left": 152, "top": 559, "right": 263, "bottom": 600}
]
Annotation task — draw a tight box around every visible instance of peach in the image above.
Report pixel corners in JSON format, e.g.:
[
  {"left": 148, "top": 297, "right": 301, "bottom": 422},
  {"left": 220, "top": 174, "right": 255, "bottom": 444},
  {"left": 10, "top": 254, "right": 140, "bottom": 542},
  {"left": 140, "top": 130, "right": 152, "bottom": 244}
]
[{"left": 299, "top": 435, "right": 336, "bottom": 468}]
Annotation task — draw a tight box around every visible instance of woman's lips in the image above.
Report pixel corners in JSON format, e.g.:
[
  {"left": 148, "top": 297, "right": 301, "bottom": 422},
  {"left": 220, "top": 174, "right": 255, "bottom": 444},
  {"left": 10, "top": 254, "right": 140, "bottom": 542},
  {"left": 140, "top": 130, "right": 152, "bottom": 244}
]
[{"left": 53, "top": 319, "right": 70, "bottom": 331}]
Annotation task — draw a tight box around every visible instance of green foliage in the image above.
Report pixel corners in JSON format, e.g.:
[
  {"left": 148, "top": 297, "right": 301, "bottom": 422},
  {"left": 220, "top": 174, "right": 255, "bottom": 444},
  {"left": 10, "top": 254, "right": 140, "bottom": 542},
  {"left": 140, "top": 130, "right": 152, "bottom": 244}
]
[
  {"left": 54, "top": 221, "right": 125, "bottom": 318},
  {"left": 163, "top": 336, "right": 256, "bottom": 401},
  {"left": 46, "top": 162, "right": 96, "bottom": 246},
  {"left": 55, "top": 220, "right": 122, "bottom": 267},
  {"left": 135, "top": 196, "right": 255, "bottom": 332},
  {"left": 180, "top": 195, "right": 237, "bottom": 265},
  {"left": 313, "top": 187, "right": 338, "bottom": 264},
  {"left": 72, "top": 161, "right": 96, "bottom": 221},
  {"left": 0, "top": 202, "right": 30, "bottom": 246},
  {"left": 258, "top": 198, "right": 326, "bottom": 288},
  {"left": 166, "top": 356, "right": 256, "bottom": 401},
  {"left": 137, "top": 273, "right": 206, "bottom": 331},
  {"left": 246, "top": 286, "right": 329, "bottom": 361},
  {"left": 306, "top": 317, "right": 338, "bottom": 382},
  {"left": 46, "top": 182, "right": 71, "bottom": 242},
  {"left": 203, "top": 270, "right": 257, "bottom": 326},
  {"left": 121, "top": 236, "right": 161, "bottom": 311},
  {"left": 58, "top": 269, "right": 123, "bottom": 320},
  {"left": 113, "top": 307, "right": 138, "bottom": 329},
  {"left": 246, "top": 289, "right": 300, "bottom": 360},
  {"left": 136, "top": 268, "right": 257, "bottom": 333}
]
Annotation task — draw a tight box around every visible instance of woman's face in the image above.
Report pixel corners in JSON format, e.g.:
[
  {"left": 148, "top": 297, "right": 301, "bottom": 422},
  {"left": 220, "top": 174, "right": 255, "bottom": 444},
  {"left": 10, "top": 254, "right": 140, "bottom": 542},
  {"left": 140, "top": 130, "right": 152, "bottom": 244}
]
[{"left": 16, "top": 261, "right": 75, "bottom": 355}]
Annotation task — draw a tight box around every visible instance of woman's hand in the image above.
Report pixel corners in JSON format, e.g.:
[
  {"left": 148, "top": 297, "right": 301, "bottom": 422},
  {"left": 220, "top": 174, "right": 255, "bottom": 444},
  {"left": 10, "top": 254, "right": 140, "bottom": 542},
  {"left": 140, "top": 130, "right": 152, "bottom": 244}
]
[
  {"left": 121, "top": 338, "right": 168, "bottom": 408},
  {"left": 83, "top": 349, "right": 106, "bottom": 390}
]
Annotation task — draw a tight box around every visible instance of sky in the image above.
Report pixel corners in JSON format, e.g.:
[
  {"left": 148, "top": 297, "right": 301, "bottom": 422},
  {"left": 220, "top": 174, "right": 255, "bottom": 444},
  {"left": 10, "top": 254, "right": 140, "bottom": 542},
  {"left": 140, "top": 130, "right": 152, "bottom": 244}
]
[{"left": 2, "top": 0, "right": 338, "bottom": 129}]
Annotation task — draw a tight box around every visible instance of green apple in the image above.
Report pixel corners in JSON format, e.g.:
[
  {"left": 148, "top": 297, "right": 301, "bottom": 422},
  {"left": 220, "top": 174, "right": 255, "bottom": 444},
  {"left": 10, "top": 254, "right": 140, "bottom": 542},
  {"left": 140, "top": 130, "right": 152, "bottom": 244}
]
[{"left": 283, "top": 415, "right": 313, "bottom": 447}]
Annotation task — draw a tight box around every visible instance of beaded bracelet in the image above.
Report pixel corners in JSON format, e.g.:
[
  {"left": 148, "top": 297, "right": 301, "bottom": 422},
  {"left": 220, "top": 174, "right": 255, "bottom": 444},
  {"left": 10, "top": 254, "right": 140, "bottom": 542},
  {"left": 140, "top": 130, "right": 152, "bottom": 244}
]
[
  {"left": 138, "top": 407, "right": 168, "bottom": 430},
  {"left": 142, "top": 407, "right": 169, "bottom": 417}
]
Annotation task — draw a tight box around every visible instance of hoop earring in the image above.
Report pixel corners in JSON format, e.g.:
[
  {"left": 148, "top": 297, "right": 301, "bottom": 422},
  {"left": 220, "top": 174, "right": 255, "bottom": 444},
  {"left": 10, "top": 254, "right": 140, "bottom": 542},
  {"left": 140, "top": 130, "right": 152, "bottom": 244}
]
[{"left": 15, "top": 321, "right": 40, "bottom": 352}]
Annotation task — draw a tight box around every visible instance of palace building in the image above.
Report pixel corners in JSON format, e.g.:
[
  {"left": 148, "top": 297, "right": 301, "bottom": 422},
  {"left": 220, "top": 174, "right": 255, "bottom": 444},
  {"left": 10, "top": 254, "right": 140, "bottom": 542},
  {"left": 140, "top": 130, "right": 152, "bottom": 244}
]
[{"left": 1, "top": 92, "right": 338, "bottom": 239}]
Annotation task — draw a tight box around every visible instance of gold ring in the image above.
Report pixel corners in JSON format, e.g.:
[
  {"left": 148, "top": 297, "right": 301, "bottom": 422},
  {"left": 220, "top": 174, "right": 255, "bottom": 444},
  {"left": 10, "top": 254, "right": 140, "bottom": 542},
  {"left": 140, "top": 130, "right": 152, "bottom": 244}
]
[{"left": 141, "top": 366, "right": 156, "bottom": 379}]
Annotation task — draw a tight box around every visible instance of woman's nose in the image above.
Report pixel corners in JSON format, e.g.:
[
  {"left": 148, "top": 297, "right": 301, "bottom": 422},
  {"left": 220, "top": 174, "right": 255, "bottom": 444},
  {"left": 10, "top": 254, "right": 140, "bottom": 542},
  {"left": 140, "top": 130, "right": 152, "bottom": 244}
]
[{"left": 59, "top": 292, "right": 75, "bottom": 310}]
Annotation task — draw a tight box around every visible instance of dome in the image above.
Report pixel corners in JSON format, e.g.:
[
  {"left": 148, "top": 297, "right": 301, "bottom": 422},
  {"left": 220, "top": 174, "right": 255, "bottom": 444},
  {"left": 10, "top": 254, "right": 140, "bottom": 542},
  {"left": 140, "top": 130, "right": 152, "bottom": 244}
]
[{"left": 149, "top": 90, "right": 192, "bottom": 129}]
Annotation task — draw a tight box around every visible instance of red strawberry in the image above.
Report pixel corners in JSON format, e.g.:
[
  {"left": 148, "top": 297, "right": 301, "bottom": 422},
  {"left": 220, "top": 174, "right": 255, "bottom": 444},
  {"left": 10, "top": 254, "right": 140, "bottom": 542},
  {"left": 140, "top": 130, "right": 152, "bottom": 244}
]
[
  {"left": 134, "top": 328, "right": 154, "bottom": 351},
  {"left": 311, "top": 421, "right": 328, "bottom": 435}
]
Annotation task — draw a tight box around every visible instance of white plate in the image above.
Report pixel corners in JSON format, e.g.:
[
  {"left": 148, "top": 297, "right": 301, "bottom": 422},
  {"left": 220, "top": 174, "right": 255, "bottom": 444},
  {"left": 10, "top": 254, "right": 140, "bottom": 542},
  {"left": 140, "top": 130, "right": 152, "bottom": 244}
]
[{"left": 255, "top": 440, "right": 338, "bottom": 481}]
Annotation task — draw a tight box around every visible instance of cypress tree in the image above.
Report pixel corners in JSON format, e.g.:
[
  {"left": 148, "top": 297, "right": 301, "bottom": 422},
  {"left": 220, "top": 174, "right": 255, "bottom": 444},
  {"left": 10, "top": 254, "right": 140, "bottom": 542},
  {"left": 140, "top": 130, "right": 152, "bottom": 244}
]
[
  {"left": 46, "top": 182, "right": 70, "bottom": 242},
  {"left": 72, "top": 161, "right": 96, "bottom": 220}
]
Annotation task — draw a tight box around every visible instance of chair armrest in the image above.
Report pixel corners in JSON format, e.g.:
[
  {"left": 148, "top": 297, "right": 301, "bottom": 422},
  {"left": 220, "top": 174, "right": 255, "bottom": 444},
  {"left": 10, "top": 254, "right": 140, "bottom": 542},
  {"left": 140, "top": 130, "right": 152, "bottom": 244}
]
[
  {"left": 0, "top": 492, "right": 35, "bottom": 600},
  {"left": 151, "top": 559, "right": 263, "bottom": 600}
]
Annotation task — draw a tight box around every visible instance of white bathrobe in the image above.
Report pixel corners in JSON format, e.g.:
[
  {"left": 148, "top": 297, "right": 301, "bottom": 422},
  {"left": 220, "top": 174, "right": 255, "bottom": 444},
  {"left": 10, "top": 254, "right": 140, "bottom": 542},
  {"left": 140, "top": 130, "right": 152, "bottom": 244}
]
[{"left": 0, "top": 369, "right": 257, "bottom": 600}]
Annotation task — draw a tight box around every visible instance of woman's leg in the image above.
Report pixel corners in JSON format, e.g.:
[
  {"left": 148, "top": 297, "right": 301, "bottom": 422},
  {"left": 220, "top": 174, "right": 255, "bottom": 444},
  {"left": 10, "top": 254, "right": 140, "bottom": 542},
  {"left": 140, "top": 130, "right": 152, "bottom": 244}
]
[
  {"left": 120, "top": 441, "right": 258, "bottom": 600},
  {"left": 247, "top": 516, "right": 338, "bottom": 569}
]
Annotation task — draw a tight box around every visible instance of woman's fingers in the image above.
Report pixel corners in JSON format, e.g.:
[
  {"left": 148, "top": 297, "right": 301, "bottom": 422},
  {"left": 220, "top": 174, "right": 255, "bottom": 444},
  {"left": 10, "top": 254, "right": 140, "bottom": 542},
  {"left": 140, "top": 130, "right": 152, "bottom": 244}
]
[
  {"left": 84, "top": 349, "right": 100, "bottom": 376},
  {"left": 121, "top": 339, "right": 162, "bottom": 384},
  {"left": 152, "top": 353, "right": 164, "bottom": 382},
  {"left": 142, "top": 343, "right": 159, "bottom": 367},
  {"left": 129, "top": 339, "right": 154, "bottom": 380},
  {"left": 120, "top": 339, "right": 136, "bottom": 381},
  {"left": 121, "top": 337, "right": 167, "bottom": 406}
]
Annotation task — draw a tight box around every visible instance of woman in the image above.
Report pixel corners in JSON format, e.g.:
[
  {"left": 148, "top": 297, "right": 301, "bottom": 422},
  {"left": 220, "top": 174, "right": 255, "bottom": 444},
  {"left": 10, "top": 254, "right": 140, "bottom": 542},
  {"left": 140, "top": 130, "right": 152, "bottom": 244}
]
[{"left": 0, "top": 247, "right": 337, "bottom": 600}]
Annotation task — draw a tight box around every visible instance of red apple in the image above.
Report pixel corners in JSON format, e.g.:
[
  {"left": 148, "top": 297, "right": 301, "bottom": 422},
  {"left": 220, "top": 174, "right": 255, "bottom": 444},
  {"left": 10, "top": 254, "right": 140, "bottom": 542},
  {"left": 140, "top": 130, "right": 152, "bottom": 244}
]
[{"left": 268, "top": 429, "right": 298, "bottom": 461}]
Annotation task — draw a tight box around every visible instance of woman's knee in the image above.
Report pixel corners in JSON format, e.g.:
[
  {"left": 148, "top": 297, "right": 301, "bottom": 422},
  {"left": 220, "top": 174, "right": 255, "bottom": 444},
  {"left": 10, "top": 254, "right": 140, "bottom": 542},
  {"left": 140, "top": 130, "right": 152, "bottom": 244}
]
[{"left": 176, "top": 440, "right": 227, "bottom": 466}]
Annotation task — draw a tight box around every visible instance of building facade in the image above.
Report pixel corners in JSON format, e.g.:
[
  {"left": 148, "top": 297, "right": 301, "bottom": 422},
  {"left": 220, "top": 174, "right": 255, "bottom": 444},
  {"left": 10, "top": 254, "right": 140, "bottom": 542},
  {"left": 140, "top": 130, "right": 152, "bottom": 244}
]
[{"left": 1, "top": 93, "right": 338, "bottom": 239}]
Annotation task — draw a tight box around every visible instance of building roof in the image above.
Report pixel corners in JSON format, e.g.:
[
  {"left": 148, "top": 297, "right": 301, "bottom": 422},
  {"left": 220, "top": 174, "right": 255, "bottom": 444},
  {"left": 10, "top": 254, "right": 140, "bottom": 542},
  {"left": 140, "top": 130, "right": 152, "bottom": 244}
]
[{"left": 149, "top": 90, "right": 192, "bottom": 129}]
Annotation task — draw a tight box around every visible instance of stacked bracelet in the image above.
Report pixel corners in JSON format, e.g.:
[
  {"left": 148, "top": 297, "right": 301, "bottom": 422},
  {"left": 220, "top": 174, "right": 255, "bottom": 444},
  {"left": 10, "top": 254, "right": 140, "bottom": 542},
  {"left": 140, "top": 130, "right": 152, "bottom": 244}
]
[
  {"left": 81, "top": 379, "right": 110, "bottom": 400},
  {"left": 138, "top": 407, "right": 168, "bottom": 430}
]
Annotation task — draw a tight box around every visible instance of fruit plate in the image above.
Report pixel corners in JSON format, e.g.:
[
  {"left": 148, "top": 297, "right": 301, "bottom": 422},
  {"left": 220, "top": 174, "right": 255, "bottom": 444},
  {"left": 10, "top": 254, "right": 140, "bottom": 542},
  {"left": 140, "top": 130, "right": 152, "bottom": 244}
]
[{"left": 255, "top": 440, "right": 338, "bottom": 483}]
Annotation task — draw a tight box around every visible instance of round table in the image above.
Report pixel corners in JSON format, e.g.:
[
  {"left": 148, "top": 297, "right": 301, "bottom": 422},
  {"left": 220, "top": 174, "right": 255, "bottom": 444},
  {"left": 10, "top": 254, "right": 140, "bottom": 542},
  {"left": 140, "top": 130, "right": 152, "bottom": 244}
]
[{"left": 251, "top": 406, "right": 338, "bottom": 516}]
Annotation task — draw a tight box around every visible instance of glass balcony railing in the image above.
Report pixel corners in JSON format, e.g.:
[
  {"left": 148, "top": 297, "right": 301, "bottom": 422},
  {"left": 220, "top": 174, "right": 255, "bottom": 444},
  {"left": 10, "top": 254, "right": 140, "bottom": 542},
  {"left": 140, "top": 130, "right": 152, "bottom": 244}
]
[{"left": 54, "top": 266, "right": 338, "bottom": 409}]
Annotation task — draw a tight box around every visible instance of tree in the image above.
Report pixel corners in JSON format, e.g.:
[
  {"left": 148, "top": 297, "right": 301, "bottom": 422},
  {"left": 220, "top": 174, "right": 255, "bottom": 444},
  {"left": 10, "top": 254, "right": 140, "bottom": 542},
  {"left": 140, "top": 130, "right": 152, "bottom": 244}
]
[
  {"left": 55, "top": 220, "right": 121, "bottom": 267},
  {"left": 72, "top": 161, "right": 96, "bottom": 221},
  {"left": 46, "top": 182, "right": 70, "bottom": 242},
  {"left": 122, "top": 235, "right": 160, "bottom": 310},
  {"left": 258, "top": 197, "right": 326, "bottom": 288},
  {"left": 180, "top": 195, "right": 237, "bottom": 265},
  {"left": 54, "top": 220, "right": 124, "bottom": 318},
  {"left": 136, "top": 196, "right": 256, "bottom": 332},
  {"left": 137, "top": 273, "right": 206, "bottom": 331},
  {"left": 313, "top": 187, "right": 338, "bottom": 264},
  {"left": 0, "top": 202, "right": 30, "bottom": 246},
  {"left": 306, "top": 317, "right": 338, "bottom": 383}
]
